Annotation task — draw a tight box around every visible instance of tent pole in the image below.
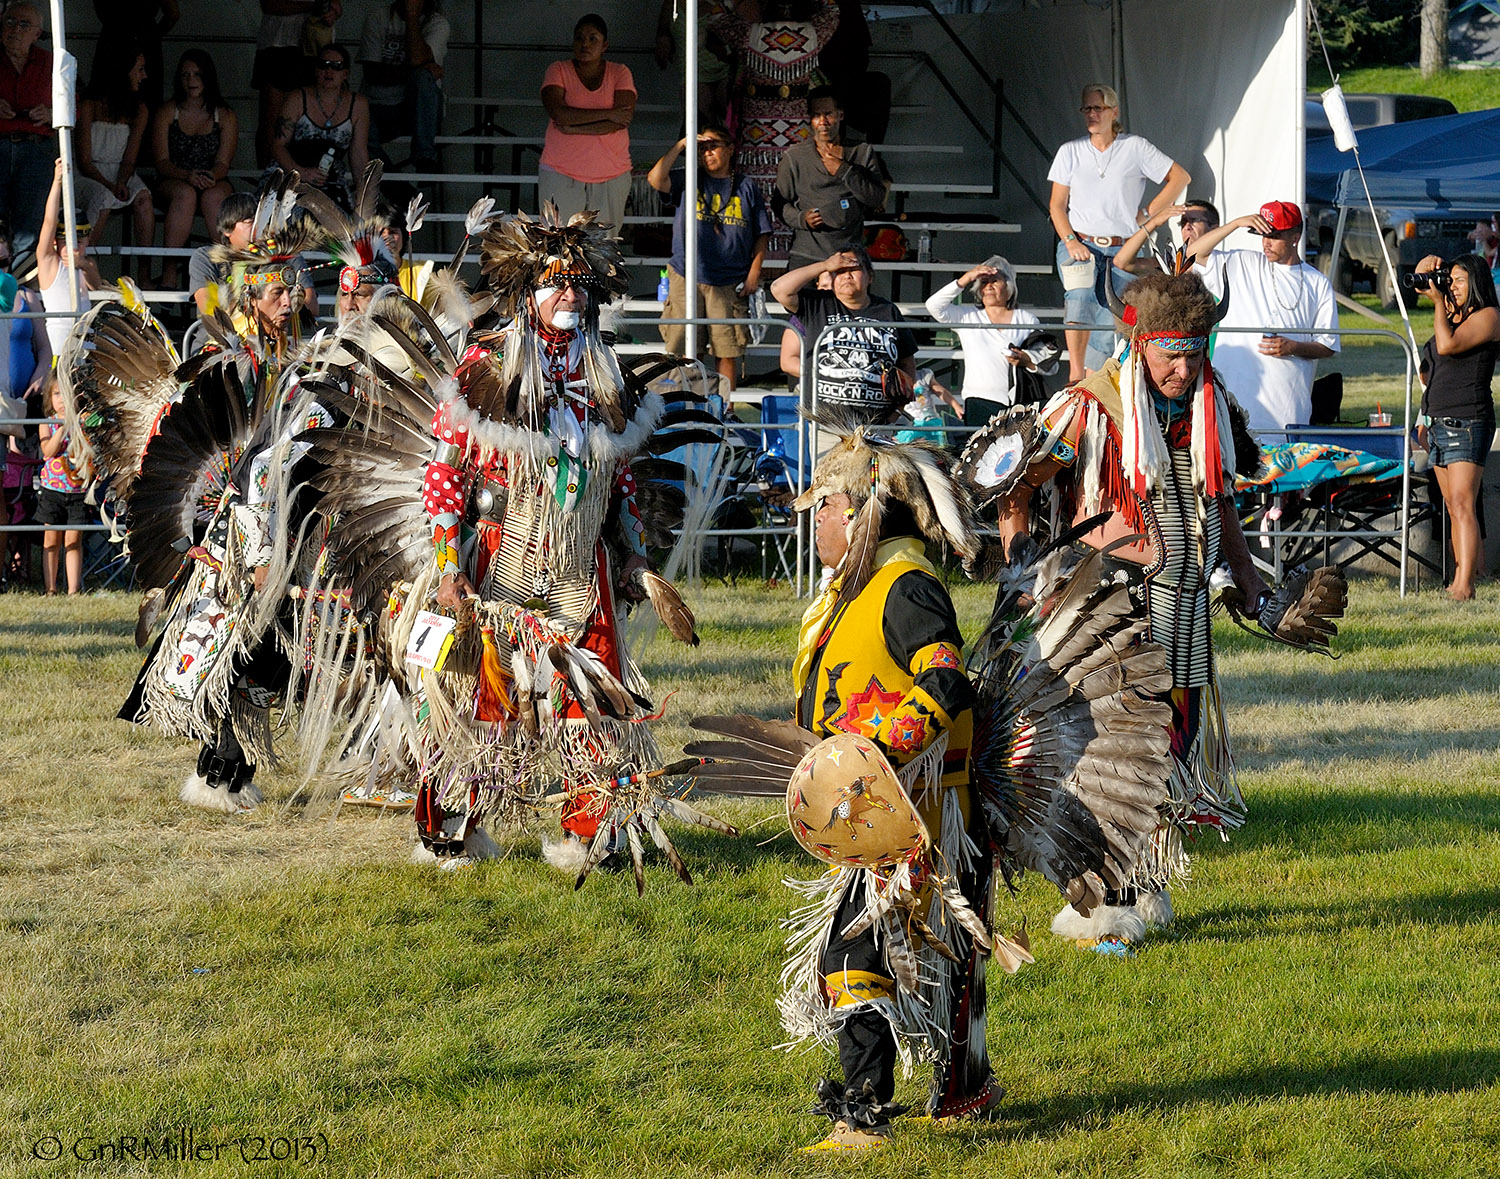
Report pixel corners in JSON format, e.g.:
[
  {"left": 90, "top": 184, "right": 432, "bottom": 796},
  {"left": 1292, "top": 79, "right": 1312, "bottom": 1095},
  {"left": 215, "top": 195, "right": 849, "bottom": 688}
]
[
  {"left": 684, "top": 0, "right": 699, "bottom": 360},
  {"left": 1327, "top": 204, "right": 1349, "bottom": 298},
  {"left": 47, "top": 0, "right": 79, "bottom": 321}
]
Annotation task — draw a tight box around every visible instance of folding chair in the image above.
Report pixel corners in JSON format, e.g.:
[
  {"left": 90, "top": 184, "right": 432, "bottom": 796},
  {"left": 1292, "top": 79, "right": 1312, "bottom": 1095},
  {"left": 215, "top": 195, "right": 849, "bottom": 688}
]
[
  {"left": 1276, "top": 427, "right": 1440, "bottom": 580},
  {"left": 755, "top": 394, "right": 810, "bottom": 583}
]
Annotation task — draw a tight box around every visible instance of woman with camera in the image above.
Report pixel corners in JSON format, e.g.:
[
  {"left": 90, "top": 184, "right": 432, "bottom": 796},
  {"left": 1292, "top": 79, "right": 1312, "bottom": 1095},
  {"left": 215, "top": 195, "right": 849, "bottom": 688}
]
[{"left": 1415, "top": 252, "right": 1500, "bottom": 600}]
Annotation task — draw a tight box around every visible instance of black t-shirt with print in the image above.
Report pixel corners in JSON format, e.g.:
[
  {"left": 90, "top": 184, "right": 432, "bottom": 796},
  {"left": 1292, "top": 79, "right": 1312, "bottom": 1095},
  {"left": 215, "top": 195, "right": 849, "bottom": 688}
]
[{"left": 797, "top": 290, "right": 917, "bottom": 422}]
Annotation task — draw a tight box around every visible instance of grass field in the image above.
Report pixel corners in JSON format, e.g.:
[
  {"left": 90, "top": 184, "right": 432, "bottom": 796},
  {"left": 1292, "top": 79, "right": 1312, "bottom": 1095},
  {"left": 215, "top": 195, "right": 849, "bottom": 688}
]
[
  {"left": 4, "top": 578, "right": 1500, "bottom": 1178},
  {"left": 1308, "top": 65, "right": 1500, "bottom": 114}
]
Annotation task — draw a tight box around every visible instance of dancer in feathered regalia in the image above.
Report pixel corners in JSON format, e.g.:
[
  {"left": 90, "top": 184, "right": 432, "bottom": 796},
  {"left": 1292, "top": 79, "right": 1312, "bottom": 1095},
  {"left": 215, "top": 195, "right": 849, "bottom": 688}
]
[
  {"left": 688, "top": 426, "right": 1176, "bottom": 1151},
  {"left": 414, "top": 203, "right": 722, "bottom": 871},
  {"left": 60, "top": 173, "right": 322, "bottom": 812},
  {"left": 992, "top": 269, "right": 1270, "bottom": 947},
  {"left": 281, "top": 201, "right": 724, "bottom": 877}
]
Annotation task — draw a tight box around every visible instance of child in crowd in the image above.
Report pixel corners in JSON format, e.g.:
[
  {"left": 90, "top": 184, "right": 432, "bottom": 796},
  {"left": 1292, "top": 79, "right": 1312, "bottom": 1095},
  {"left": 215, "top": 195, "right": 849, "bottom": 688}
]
[
  {"left": 189, "top": 191, "right": 319, "bottom": 319},
  {"left": 36, "top": 375, "right": 89, "bottom": 595},
  {"left": 37, "top": 160, "right": 102, "bottom": 358}
]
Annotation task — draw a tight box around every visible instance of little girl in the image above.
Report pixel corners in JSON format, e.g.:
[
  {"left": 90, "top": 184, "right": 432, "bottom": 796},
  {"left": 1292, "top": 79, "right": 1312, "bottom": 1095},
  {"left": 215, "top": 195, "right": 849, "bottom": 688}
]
[{"left": 36, "top": 377, "right": 89, "bottom": 595}]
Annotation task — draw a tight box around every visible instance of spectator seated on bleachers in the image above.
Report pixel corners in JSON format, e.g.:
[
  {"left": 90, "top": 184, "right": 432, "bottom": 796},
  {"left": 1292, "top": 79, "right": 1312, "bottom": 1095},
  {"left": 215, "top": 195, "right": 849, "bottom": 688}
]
[
  {"left": 0, "top": 1, "right": 55, "bottom": 262},
  {"left": 150, "top": 49, "right": 238, "bottom": 290},
  {"left": 75, "top": 41, "right": 155, "bottom": 285},
  {"left": 270, "top": 42, "right": 369, "bottom": 213},
  {"left": 925, "top": 255, "right": 1050, "bottom": 426},
  {"left": 190, "top": 190, "right": 318, "bottom": 320},
  {"left": 771, "top": 245, "right": 916, "bottom": 425}
]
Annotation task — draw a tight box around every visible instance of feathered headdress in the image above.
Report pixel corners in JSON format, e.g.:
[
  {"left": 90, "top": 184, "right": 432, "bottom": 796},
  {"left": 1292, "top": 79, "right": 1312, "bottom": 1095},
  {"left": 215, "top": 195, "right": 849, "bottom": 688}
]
[
  {"left": 209, "top": 169, "right": 325, "bottom": 309},
  {"left": 477, "top": 202, "right": 629, "bottom": 321},
  {"left": 793, "top": 427, "right": 981, "bottom": 607},
  {"left": 295, "top": 161, "right": 399, "bottom": 297}
]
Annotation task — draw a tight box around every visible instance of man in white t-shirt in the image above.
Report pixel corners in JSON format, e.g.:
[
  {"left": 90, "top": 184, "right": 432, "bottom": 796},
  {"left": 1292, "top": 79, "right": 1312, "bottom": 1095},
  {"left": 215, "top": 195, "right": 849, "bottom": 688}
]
[
  {"left": 1184, "top": 201, "right": 1338, "bottom": 435},
  {"left": 358, "top": 0, "right": 450, "bottom": 171},
  {"left": 1048, "top": 83, "right": 1189, "bottom": 381}
]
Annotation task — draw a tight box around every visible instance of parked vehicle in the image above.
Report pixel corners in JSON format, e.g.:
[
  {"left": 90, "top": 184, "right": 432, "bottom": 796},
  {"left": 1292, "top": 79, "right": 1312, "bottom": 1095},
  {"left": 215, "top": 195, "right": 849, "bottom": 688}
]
[{"left": 1306, "top": 93, "right": 1471, "bottom": 309}]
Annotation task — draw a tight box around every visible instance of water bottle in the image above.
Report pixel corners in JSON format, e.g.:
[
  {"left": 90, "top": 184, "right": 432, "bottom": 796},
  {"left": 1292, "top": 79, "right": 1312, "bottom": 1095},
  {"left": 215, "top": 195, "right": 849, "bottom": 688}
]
[
  {"left": 917, "top": 230, "right": 932, "bottom": 263},
  {"left": 656, "top": 268, "right": 670, "bottom": 303},
  {"left": 317, "top": 148, "right": 335, "bottom": 175}
]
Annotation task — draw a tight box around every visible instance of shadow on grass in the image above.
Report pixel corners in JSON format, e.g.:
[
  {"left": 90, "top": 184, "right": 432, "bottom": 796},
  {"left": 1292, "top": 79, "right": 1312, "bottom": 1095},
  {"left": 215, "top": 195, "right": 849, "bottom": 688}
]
[
  {"left": 980, "top": 1047, "right": 1500, "bottom": 1138},
  {"left": 1220, "top": 787, "right": 1500, "bottom": 857},
  {"left": 1168, "top": 884, "right": 1500, "bottom": 941},
  {"left": 1232, "top": 723, "right": 1500, "bottom": 772},
  {"left": 1219, "top": 665, "right": 1500, "bottom": 709}
]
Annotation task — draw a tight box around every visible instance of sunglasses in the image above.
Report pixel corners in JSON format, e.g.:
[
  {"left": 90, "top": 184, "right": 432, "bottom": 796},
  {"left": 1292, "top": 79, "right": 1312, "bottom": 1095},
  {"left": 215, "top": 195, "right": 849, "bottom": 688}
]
[
  {"left": 698, "top": 140, "right": 730, "bottom": 151},
  {"left": 1080, "top": 104, "right": 1113, "bottom": 114},
  {"left": 317, "top": 60, "right": 349, "bottom": 70},
  {"left": 1179, "top": 216, "right": 1211, "bottom": 227}
]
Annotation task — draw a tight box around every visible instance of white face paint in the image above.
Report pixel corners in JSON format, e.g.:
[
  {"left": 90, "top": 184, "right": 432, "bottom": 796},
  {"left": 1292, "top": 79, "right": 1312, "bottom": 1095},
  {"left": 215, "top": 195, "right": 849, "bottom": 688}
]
[{"left": 550, "top": 309, "right": 580, "bottom": 330}]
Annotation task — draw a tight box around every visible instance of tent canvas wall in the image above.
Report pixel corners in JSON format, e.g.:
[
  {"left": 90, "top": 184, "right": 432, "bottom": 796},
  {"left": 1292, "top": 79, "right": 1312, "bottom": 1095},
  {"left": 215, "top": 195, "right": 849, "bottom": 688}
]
[{"left": 54, "top": 0, "right": 1303, "bottom": 277}]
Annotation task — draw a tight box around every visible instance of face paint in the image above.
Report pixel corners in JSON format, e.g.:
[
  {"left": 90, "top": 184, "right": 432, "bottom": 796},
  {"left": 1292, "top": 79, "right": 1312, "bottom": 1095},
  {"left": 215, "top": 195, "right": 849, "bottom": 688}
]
[{"left": 550, "top": 309, "right": 580, "bottom": 330}]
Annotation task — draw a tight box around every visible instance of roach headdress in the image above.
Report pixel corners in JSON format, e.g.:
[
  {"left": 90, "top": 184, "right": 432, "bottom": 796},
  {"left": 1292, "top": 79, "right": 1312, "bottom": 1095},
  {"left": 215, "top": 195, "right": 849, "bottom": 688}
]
[
  {"left": 208, "top": 169, "right": 324, "bottom": 310},
  {"left": 294, "top": 161, "right": 398, "bottom": 296}
]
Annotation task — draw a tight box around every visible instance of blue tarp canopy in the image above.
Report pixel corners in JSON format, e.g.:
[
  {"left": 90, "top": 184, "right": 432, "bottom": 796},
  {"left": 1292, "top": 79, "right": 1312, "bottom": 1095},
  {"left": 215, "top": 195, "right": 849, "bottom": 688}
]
[{"left": 1306, "top": 107, "right": 1500, "bottom": 208}]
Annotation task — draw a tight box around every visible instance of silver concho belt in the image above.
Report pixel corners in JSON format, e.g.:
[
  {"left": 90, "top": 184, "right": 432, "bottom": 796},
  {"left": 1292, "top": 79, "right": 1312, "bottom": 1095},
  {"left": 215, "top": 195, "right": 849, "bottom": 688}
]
[{"left": 473, "top": 478, "right": 508, "bottom": 521}]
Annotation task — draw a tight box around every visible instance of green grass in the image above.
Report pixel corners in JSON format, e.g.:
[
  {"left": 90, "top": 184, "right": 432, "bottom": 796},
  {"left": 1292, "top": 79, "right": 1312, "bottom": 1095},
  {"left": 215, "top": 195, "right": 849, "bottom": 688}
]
[
  {"left": 1307, "top": 64, "right": 1500, "bottom": 114},
  {"left": 4, "top": 581, "right": 1500, "bottom": 1176}
]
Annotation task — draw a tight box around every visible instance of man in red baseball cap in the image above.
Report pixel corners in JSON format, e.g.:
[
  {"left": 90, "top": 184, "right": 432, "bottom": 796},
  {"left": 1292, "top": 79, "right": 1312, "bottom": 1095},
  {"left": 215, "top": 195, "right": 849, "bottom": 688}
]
[{"left": 1180, "top": 200, "right": 1339, "bottom": 434}]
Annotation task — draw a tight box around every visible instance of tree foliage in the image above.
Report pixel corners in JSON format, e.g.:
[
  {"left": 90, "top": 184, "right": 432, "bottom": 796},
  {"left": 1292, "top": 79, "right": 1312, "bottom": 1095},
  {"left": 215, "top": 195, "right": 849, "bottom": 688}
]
[{"left": 1311, "top": 0, "right": 1422, "bottom": 72}]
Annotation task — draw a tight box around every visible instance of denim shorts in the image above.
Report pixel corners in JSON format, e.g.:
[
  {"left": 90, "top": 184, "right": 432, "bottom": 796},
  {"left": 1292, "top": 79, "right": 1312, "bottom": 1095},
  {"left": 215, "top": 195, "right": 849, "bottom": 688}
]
[
  {"left": 1056, "top": 239, "right": 1131, "bottom": 370},
  {"left": 1427, "top": 414, "right": 1495, "bottom": 467}
]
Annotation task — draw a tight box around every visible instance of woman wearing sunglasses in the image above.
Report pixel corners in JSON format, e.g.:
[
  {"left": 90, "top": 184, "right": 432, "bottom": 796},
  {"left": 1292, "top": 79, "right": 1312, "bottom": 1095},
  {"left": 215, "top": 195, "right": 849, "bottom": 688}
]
[
  {"left": 1048, "top": 82, "right": 1189, "bottom": 382},
  {"left": 270, "top": 41, "right": 369, "bottom": 210}
]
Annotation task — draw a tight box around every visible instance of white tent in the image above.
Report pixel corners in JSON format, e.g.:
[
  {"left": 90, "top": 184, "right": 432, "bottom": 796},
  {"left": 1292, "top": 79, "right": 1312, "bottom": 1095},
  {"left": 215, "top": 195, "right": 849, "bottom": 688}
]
[{"left": 50, "top": 0, "right": 1306, "bottom": 269}]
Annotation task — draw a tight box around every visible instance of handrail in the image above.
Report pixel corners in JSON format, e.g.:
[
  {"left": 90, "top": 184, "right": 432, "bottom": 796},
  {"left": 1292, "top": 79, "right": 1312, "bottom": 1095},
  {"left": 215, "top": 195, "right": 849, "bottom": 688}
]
[{"left": 868, "top": 8, "right": 1052, "bottom": 218}]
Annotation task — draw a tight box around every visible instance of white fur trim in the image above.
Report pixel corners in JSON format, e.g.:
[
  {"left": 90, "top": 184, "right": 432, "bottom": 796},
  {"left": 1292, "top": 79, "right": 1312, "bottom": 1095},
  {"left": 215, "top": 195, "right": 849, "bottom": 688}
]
[
  {"left": 410, "top": 826, "right": 501, "bottom": 867},
  {"left": 410, "top": 842, "right": 439, "bottom": 866},
  {"left": 179, "top": 772, "right": 240, "bottom": 814},
  {"left": 443, "top": 389, "right": 664, "bottom": 467},
  {"left": 1135, "top": 889, "right": 1174, "bottom": 930},
  {"left": 235, "top": 780, "right": 264, "bottom": 808},
  {"left": 1050, "top": 902, "right": 1146, "bottom": 944},
  {"left": 464, "top": 826, "right": 501, "bottom": 860},
  {"left": 542, "top": 834, "right": 590, "bottom": 873}
]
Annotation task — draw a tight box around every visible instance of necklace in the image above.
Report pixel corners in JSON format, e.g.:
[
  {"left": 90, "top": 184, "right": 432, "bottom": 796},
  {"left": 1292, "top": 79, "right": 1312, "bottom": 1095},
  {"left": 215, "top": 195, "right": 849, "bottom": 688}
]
[
  {"left": 1090, "top": 135, "right": 1119, "bottom": 179},
  {"left": 1265, "top": 254, "right": 1305, "bottom": 314},
  {"left": 310, "top": 88, "right": 341, "bottom": 129}
]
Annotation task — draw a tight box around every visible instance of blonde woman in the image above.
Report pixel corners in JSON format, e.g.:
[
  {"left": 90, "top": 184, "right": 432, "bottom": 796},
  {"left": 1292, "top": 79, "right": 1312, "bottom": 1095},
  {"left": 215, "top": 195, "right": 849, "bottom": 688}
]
[{"left": 1048, "top": 83, "right": 1188, "bottom": 381}]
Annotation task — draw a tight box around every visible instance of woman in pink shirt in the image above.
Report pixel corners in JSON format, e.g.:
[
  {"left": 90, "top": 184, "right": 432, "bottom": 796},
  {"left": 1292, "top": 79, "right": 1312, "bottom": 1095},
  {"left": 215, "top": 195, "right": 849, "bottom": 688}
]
[{"left": 539, "top": 13, "right": 636, "bottom": 230}]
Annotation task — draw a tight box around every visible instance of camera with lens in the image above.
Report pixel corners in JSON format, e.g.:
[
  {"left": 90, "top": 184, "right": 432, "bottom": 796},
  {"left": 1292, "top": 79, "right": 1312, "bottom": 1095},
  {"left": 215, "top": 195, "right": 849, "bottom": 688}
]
[{"left": 1402, "top": 266, "right": 1451, "bottom": 292}]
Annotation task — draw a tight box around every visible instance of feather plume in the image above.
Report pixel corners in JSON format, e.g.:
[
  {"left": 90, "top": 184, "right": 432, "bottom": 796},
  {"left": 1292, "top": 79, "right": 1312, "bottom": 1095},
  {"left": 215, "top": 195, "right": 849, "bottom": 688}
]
[
  {"left": 638, "top": 569, "right": 699, "bottom": 645},
  {"left": 405, "top": 192, "right": 429, "bottom": 237}
]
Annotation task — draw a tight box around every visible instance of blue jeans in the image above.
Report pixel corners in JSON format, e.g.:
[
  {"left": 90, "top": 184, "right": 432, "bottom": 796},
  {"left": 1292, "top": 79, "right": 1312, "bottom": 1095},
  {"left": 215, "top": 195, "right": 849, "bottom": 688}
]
[
  {"left": 1057, "top": 238, "right": 1131, "bottom": 372},
  {"left": 0, "top": 136, "right": 54, "bottom": 259},
  {"left": 368, "top": 69, "right": 444, "bottom": 164}
]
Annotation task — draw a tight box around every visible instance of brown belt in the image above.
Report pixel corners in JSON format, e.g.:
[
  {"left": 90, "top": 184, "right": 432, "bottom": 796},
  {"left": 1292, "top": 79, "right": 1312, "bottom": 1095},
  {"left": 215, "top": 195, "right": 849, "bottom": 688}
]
[{"left": 1077, "top": 233, "right": 1124, "bottom": 247}]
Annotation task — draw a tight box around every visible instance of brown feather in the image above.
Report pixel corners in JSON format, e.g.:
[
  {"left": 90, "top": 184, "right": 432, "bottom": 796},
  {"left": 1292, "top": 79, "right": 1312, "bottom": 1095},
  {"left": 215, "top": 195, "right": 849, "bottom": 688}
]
[{"left": 639, "top": 569, "right": 699, "bottom": 645}]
